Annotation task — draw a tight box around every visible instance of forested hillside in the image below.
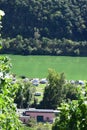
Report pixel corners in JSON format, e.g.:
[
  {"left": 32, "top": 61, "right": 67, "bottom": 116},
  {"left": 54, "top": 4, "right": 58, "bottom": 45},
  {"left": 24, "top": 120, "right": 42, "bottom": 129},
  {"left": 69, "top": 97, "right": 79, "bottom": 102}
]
[{"left": 0, "top": 0, "right": 87, "bottom": 56}]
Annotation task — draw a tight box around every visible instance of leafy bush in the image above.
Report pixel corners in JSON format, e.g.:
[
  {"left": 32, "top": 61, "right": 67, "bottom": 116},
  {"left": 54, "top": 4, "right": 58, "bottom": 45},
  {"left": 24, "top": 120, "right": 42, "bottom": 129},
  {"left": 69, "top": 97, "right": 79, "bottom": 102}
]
[
  {"left": 52, "top": 84, "right": 87, "bottom": 130},
  {"left": 0, "top": 10, "right": 20, "bottom": 130}
]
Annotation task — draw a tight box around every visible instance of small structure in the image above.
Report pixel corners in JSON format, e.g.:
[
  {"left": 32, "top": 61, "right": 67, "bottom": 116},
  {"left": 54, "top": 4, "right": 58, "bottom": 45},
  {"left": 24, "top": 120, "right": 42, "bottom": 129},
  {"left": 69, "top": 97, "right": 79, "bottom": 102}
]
[
  {"left": 34, "top": 92, "right": 42, "bottom": 96},
  {"left": 17, "top": 108, "right": 59, "bottom": 124}
]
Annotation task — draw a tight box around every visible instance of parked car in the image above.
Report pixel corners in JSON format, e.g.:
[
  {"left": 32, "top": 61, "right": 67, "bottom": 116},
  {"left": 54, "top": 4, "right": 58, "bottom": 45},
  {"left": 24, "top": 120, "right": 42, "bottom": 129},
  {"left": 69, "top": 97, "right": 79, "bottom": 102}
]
[
  {"left": 40, "top": 78, "right": 47, "bottom": 84},
  {"left": 34, "top": 92, "right": 41, "bottom": 96},
  {"left": 31, "top": 78, "right": 39, "bottom": 86}
]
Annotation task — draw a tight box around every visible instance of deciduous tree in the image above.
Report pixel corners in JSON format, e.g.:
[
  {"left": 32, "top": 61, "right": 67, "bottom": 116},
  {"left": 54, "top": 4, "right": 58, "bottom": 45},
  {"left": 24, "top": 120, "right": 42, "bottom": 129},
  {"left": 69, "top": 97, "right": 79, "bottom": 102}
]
[
  {"left": 0, "top": 10, "right": 20, "bottom": 129},
  {"left": 40, "top": 69, "right": 65, "bottom": 109}
]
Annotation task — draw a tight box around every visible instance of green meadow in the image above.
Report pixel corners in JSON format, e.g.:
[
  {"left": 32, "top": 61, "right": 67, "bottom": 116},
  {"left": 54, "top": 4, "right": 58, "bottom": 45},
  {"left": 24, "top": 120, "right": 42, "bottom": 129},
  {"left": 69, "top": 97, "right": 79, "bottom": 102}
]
[{"left": 1, "top": 54, "right": 87, "bottom": 80}]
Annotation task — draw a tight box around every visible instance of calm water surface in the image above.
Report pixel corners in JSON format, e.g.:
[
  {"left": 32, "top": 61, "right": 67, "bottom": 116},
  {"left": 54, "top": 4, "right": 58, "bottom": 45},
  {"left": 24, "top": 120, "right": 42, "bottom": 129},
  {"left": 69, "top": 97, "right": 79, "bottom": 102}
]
[{"left": 2, "top": 55, "right": 87, "bottom": 80}]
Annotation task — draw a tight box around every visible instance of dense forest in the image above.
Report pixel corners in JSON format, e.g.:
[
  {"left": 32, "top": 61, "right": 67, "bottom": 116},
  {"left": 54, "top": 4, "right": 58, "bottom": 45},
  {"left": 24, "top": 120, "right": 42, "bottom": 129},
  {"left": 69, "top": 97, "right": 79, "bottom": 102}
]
[{"left": 0, "top": 0, "right": 87, "bottom": 56}]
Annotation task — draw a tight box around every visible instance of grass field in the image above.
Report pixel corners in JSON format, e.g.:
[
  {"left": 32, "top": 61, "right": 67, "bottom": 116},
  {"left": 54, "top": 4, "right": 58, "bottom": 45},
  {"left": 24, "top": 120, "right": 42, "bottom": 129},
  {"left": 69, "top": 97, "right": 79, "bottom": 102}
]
[
  {"left": 21, "top": 123, "right": 52, "bottom": 130},
  {"left": 1, "top": 54, "right": 87, "bottom": 80},
  {"left": 35, "top": 84, "right": 46, "bottom": 103}
]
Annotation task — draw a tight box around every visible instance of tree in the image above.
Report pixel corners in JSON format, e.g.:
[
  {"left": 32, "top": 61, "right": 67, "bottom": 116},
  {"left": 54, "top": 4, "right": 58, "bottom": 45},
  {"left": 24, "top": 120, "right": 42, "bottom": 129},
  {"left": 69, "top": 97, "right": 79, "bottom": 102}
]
[
  {"left": 52, "top": 99, "right": 87, "bottom": 130},
  {"left": 63, "top": 83, "right": 81, "bottom": 101},
  {"left": 0, "top": 10, "right": 20, "bottom": 129},
  {"left": 40, "top": 69, "right": 65, "bottom": 109},
  {"left": 14, "top": 78, "right": 35, "bottom": 108},
  {"left": 52, "top": 84, "right": 87, "bottom": 130}
]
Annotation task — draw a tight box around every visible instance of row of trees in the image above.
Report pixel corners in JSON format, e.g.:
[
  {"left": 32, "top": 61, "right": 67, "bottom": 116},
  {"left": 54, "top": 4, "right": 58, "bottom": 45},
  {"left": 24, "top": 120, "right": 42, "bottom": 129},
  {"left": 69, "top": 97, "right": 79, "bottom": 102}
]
[{"left": 0, "top": 35, "right": 87, "bottom": 56}]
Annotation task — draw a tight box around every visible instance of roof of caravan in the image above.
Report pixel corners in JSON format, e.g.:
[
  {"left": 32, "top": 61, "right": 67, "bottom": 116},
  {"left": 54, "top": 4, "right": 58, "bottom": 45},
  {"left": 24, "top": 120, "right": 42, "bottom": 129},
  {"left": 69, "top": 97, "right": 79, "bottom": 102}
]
[{"left": 17, "top": 108, "right": 60, "bottom": 113}]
